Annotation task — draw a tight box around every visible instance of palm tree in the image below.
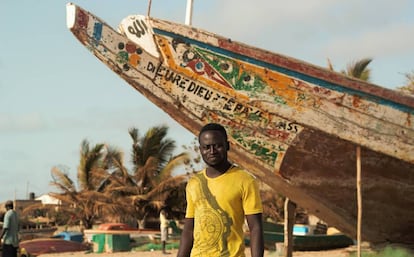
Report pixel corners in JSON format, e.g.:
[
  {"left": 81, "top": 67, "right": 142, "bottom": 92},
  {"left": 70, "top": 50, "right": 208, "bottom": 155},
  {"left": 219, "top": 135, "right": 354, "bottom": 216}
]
[
  {"left": 44, "top": 126, "right": 193, "bottom": 229},
  {"left": 129, "top": 126, "right": 176, "bottom": 186},
  {"left": 49, "top": 139, "right": 127, "bottom": 229},
  {"left": 397, "top": 71, "right": 414, "bottom": 95},
  {"left": 328, "top": 57, "right": 372, "bottom": 81},
  {"left": 127, "top": 126, "right": 190, "bottom": 228},
  {"left": 77, "top": 139, "right": 107, "bottom": 191},
  {"left": 342, "top": 58, "right": 372, "bottom": 81}
]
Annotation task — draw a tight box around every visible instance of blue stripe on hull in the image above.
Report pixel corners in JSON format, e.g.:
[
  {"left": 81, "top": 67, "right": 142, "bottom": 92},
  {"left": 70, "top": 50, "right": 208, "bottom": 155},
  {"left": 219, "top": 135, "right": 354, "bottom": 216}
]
[{"left": 154, "top": 28, "right": 413, "bottom": 114}]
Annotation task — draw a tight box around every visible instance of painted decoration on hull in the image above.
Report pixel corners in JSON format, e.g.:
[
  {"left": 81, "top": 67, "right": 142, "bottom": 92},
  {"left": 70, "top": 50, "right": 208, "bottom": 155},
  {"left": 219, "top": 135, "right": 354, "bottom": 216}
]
[
  {"left": 72, "top": 9, "right": 303, "bottom": 171},
  {"left": 67, "top": 4, "right": 414, "bottom": 245},
  {"left": 119, "top": 15, "right": 414, "bottom": 164},
  {"left": 118, "top": 15, "right": 160, "bottom": 58},
  {"left": 119, "top": 15, "right": 306, "bottom": 170},
  {"left": 72, "top": 9, "right": 414, "bottom": 166}
]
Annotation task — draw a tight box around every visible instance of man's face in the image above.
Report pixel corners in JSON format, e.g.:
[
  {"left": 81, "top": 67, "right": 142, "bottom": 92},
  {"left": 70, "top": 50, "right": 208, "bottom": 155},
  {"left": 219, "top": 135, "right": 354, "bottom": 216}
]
[{"left": 199, "top": 130, "right": 228, "bottom": 167}]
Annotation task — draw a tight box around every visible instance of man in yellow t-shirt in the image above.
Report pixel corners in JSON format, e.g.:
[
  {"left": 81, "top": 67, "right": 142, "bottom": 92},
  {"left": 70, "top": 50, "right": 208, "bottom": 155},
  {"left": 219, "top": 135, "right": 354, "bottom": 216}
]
[{"left": 177, "top": 123, "right": 264, "bottom": 257}]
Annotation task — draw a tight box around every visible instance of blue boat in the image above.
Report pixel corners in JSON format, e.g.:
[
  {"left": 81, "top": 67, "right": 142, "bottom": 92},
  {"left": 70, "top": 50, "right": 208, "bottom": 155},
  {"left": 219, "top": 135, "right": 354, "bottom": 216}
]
[{"left": 52, "top": 231, "right": 84, "bottom": 243}]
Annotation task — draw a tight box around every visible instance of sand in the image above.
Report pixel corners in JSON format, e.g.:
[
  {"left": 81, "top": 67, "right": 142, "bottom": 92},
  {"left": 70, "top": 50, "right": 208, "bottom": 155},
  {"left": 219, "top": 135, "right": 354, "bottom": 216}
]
[{"left": 37, "top": 247, "right": 354, "bottom": 257}]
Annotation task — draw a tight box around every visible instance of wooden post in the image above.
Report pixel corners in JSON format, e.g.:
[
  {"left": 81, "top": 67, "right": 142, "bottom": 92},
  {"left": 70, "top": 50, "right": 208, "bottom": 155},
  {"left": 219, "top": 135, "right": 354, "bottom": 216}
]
[
  {"left": 357, "top": 146, "right": 362, "bottom": 257},
  {"left": 147, "top": 0, "right": 152, "bottom": 17},
  {"left": 284, "top": 198, "right": 296, "bottom": 257},
  {"left": 185, "top": 0, "right": 194, "bottom": 25}
]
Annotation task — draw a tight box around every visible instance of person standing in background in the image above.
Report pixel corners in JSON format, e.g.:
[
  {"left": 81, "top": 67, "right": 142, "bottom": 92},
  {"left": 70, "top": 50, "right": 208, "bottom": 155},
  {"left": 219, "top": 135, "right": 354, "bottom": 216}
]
[
  {"left": 160, "top": 206, "right": 170, "bottom": 254},
  {"left": 1, "top": 200, "right": 19, "bottom": 257}
]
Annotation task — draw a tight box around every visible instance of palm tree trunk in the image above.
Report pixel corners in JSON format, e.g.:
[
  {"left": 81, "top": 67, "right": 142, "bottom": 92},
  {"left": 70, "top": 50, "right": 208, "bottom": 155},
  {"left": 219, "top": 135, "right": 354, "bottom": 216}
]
[{"left": 137, "top": 218, "right": 146, "bottom": 229}]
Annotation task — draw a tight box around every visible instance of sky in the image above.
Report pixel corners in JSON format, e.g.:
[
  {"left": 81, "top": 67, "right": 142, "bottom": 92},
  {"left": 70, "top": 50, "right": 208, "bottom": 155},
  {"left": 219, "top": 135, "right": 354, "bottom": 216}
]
[{"left": 1, "top": 0, "right": 413, "bottom": 203}]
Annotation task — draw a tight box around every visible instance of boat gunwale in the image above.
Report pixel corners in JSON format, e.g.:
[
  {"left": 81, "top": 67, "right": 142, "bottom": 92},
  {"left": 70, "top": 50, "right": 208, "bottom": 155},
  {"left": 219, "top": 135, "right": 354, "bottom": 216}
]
[{"left": 150, "top": 19, "right": 414, "bottom": 113}]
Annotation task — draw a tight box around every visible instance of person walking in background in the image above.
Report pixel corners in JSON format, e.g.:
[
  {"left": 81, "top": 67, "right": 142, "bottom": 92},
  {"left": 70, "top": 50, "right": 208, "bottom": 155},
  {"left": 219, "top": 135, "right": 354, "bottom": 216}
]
[
  {"left": 160, "top": 206, "right": 170, "bottom": 254},
  {"left": 177, "top": 123, "right": 264, "bottom": 257},
  {"left": 1, "top": 200, "right": 19, "bottom": 257}
]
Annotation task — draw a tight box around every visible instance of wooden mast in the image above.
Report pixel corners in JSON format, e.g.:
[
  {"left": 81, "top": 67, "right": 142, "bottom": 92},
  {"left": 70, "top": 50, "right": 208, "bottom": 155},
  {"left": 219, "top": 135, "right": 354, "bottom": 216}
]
[{"left": 185, "top": 0, "right": 194, "bottom": 25}]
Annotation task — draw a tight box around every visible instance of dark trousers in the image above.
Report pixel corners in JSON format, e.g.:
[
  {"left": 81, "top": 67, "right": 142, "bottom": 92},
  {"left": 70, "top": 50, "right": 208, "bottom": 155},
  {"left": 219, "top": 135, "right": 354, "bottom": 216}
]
[{"left": 2, "top": 244, "right": 18, "bottom": 257}]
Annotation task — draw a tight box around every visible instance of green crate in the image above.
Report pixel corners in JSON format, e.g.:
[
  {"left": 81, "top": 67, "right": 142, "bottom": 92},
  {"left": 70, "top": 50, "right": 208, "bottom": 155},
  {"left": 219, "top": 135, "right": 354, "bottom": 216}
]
[
  {"left": 106, "top": 234, "right": 131, "bottom": 252},
  {"left": 92, "top": 234, "right": 106, "bottom": 253}
]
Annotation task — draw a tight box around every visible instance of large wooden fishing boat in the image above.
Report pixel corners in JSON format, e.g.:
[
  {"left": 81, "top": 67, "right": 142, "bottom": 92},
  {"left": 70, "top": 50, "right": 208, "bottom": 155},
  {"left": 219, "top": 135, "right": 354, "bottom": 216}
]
[{"left": 66, "top": 3, "right": 414, "bottom": 245}]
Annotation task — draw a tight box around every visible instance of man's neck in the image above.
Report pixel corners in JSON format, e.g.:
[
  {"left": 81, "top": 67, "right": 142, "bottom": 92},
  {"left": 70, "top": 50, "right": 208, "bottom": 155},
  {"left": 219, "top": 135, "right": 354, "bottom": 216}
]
[{"left": 206, "top": 162, "right": 232, "bottom": 178}]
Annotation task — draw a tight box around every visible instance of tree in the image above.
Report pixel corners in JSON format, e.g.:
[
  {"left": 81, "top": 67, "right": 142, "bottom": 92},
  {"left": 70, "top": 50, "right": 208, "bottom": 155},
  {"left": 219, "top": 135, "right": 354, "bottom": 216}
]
[
  {"left": 397, "top": 71, "right": 414, "bottom": 95},
  {"left": 328, "top": 57, "right": 372, "bottom": 81},
  {"left": 126, "top": 126, "right": 190, "bottom": 228},
  {"left": 48, "top": 140, "right": 127, "bottom": 229},
  {"left": 342, "top": 58, "right": 372, "bottom": 81},
  {"left": 46, "top": 126, "right": 192, "bottom": 229}
]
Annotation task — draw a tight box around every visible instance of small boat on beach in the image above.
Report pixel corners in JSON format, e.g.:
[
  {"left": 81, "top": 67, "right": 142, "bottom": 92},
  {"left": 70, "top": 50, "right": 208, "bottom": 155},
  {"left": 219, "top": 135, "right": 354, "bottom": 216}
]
[
  {"left": 246, "top": 231, "right": 354, "bottom": 251},
  {"left": 246, "top": 222, "right": 354, "bottom": 251},
  {"left": 261, "top": 232, "right": 354, "bottom": 251},
  {"left": 52, "top": 231, "right": 84, "bottom": 242},
  {"left": 19, "top": 238, "right": 90, "bottom": 257},
  {"left": 66, "top": 3, "right": 414, "bottom": 246}
]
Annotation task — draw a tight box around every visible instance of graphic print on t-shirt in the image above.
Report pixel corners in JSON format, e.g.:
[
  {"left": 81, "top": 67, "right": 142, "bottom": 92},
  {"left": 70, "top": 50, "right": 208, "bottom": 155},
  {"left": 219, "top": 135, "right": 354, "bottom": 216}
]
[{"left": 194, "top": 172, "right": 233, "bottom": 255}]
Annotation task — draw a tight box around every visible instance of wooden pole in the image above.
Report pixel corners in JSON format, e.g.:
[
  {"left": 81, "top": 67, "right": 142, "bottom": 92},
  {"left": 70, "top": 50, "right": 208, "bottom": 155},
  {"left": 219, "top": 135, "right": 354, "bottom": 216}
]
[
  {"left": 185, "top": 0, "right": 194, "bottom": 25},
  {"left": 147, "top": 0, "right": 152, "bottom": 17},
  {"left": 284, "top": 198, "right": 296, "bottom": 257},
  {"left": 357, "top": 146, "right": 362, "bottom": 257}
]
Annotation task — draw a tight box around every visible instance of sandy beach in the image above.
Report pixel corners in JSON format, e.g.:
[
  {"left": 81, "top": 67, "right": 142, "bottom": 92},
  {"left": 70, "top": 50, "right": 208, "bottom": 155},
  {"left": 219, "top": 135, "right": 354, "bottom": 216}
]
[{"left": 37, "top": 247, "right": 354, "bottom": 257}]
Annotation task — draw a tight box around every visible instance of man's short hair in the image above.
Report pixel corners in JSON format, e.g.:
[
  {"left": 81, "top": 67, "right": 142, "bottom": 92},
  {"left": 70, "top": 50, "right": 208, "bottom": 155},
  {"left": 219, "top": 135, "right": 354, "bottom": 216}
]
[
  {"left": 198, "top": 123, "right": 228, "bottom": 141},
  {"left": 5, "top": 200, "right": 13, "bottom": 208}
]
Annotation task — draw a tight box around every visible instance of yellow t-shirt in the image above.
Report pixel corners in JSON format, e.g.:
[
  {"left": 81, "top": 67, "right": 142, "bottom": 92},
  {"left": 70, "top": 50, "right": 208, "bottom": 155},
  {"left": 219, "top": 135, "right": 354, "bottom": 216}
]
[{"left": 185, "top": 166, "right": 262, "bottom": 257}]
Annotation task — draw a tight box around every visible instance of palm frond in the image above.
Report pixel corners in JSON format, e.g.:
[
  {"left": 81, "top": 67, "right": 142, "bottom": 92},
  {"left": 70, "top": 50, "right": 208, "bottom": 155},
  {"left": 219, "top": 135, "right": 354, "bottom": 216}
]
[
  {"left": 145, "top": 175, "right": 188, "bottom": 200},
  {"left": 50, "top": 166, "right": 76, "bottom": 192},
  {"left": 342, "top": 58, "right": 372, "bottom": 81},
  {"left": 158, "top": 138, "right": 176, "bottom": 168},
  {"left": 158, "top": 152, "right": 190, "bottom": 182},
  {"left": 104, "top": 145, "right": 124, "bottom": 169},
  {"left": 134, "top": 156, "right": 158, "bottom": 189},
  {"left": 77, "top": 139, "right": 106, "bottom": 190},
  {"left": 21, "top": 203, "right": 55, "bottom": 216},
  {"left": 397, "top": 71, "right": 414, "bottom": 95}
]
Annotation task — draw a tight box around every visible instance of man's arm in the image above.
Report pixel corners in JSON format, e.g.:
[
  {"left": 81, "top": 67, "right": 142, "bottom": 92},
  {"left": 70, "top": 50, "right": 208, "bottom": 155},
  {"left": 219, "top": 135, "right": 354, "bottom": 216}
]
[
  {"left": 176, "top": 218, "right": 194, "bottom": 257},
  {"left": 0, "top": 227, "right": 7, "bottom": 240},
  {"left": 1, "top": 211, "right": 9, "bottom": 240},
  {"left": 246, "top": 213, "right": 264, "bottom": 257}
]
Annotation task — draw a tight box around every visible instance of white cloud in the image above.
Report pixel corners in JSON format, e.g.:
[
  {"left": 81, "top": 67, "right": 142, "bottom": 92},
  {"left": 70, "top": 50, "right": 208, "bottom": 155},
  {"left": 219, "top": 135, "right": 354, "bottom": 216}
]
[
  {"left": 194, "top": 0, "right": 413, "bottom": 57},
  {"left": 191, "top": 0, "right": 413, "bottom": 88},
  {"left": 0, "top": 112, "right": 46, "bottom": 132},
  {"left": 323, "top": 23, "right": 414, "bottom": 60}
]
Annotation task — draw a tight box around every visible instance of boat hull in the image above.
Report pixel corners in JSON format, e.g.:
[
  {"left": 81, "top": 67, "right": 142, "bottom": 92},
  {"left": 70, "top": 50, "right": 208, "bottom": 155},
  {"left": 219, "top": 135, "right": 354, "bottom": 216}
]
[
  {"left": 261, "top": 232, "right": 354, "bottom": 251},
  {"left": 66, "top": 4, "right": 414, "bottom": 245},
  {"left": 19, "top": 238, "right": 90, "bottom": 256}
]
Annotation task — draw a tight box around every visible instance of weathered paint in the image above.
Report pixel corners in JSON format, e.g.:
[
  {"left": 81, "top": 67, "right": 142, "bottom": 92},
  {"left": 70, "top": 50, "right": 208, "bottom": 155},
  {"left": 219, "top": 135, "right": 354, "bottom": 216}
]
[
  {"left": 152, "top": 26, "right": 414, "bottom": 164},
  {"left": 119, "top": 15, "right": 160, "bottom": 58},
  {"left": 67, "top": 3, "right": 414, "bottom": 245}
]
